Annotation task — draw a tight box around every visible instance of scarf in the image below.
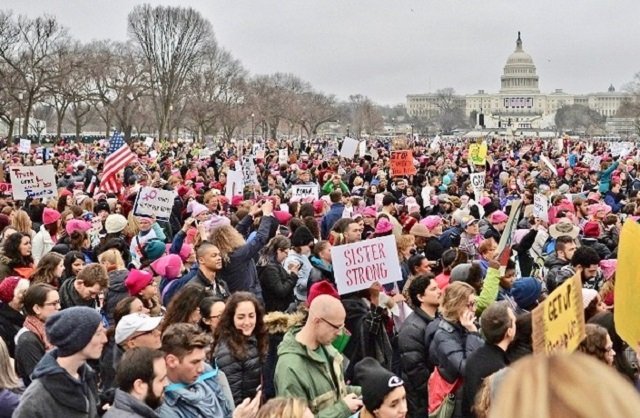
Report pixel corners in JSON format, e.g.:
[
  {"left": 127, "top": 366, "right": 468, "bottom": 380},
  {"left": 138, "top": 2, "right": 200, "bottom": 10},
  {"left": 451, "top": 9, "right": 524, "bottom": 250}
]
[{"left": 24, "top": 315, "right": 53, "bottom": 351}]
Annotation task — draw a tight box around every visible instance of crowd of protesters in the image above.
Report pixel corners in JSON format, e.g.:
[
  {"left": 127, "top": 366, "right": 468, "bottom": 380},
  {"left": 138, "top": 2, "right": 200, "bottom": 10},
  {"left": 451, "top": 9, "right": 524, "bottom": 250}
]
[{"left": 0, "top": 133, "right": 640, "bottom": 418}]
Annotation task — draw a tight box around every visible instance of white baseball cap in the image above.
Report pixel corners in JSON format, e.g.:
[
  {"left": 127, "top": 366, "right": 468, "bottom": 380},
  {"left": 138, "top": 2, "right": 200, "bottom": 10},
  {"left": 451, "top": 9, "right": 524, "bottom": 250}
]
[{"left": 115, "top": 313, "right": 162, "bottom": 345}]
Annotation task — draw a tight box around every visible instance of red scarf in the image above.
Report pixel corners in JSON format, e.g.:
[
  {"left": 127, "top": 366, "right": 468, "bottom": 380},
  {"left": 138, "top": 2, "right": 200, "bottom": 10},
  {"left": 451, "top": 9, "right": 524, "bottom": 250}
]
[{"left": 24, "top": 315, "right": 53, "bottom": 351}]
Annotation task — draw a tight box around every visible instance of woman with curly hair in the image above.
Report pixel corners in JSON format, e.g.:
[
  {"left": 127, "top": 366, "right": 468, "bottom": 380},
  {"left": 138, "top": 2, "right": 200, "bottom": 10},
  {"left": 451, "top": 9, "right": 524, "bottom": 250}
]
[
  {"left": 208, "top": 200, "right": 278, "bottom": 299},
  {"left": 30, "top": 252, "right": 65, "bottom": 288},
  {"left": 212, "top": 291, "right": 268, "bottom": 406},
  {"left": 577, "top": 323, "right": 616, "bottom": 367},
  {"left": 0, "top": 233, "right": 35, "bottom": 281},
  {"left": 160, "top": 285, "right": 211, "bottom": 334}
]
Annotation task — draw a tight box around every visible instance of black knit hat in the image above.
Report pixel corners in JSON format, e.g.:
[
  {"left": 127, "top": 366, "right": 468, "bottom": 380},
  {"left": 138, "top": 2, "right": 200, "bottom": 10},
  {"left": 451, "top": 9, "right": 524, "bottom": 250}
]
[
  {"left": 355, "top": 357, "right": 404, "bottom": 412},
  {"left": 46, "top": 306, "right": 103, "bottom": 356},
  {"left": 291, "top": 226, "right": 314, "bottom": 247}
]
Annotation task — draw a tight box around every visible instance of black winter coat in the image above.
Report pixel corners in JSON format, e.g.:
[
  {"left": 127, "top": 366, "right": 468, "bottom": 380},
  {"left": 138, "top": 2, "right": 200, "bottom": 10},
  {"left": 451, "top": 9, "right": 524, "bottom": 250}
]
[
  {"left": 0, "top": 303, "right": 24, "bottom": 357},
  {"left": 397, "top": 308, "right": 437, "bottom": 418},
  {"left": 257, "top": 262, "right": 297, "bottom": 313},
  {"left": 104, "top": 269, "right": 129, "bottom": 326},
  {"left": 461, "top": 344, "right": 508, "bottom": 418},
  {"left": 213, "top": 337, "right": 263, "bottom": 406},
  {"left": 426, "top": 318, "right": 484, "bottom": 418}
]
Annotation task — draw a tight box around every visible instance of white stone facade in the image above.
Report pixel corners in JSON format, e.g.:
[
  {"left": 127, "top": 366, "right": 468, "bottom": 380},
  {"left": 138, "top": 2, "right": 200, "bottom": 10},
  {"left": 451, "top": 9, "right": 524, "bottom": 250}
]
[{"left": 406, "top": 32, "right": 629, "bottom": 130}]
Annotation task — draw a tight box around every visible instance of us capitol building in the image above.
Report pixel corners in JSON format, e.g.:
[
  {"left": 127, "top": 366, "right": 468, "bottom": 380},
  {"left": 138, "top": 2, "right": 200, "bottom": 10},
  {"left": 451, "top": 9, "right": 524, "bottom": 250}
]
[{"left": 406, "top": 32, "right": 629, "bottom": 131}]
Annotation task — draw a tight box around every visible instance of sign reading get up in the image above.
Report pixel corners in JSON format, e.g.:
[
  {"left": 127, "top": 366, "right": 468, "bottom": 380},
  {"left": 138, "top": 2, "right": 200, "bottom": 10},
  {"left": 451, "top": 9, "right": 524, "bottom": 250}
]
[{"left": 532, "top": 273, "right": 586, "bottom": 354}]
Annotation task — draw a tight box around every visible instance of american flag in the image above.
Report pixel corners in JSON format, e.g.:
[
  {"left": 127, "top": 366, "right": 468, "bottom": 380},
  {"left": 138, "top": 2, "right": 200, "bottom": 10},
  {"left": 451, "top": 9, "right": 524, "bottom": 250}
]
[{"left": 100, "top": 131, "right": 137, "bottom": 194}]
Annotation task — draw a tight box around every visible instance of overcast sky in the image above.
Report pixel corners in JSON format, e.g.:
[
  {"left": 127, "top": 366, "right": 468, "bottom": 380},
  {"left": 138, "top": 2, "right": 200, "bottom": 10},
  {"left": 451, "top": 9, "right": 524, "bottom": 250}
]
[{"left": 7, "top": 0, "right": 640, "bottom": 104}]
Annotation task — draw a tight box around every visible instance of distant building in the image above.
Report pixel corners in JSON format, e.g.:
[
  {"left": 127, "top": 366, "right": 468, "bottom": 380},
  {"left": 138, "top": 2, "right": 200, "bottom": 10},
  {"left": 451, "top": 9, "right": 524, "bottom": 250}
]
[{"left": 407, "top": 32, "right": 629, "bottom": 131}]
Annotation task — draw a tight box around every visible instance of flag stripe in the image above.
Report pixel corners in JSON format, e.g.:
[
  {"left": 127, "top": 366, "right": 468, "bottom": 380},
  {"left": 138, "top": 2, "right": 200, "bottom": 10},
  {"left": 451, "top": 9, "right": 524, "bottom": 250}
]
[{"left": 100, "top": 131, "right": 137, "bottom": 194}]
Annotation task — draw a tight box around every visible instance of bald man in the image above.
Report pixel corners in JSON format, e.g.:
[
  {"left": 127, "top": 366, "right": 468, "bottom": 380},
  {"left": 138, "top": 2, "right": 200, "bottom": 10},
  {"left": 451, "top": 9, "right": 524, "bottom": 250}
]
[{"left": 274, "top": 295, "right": 362, "bottom": 418}]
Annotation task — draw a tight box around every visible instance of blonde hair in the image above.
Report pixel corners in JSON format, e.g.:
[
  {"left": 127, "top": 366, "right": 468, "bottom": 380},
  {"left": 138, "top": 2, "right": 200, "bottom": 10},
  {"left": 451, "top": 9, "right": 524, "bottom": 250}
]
[
  {"left": 256, "top": 397, "right": 311, "bottom": 418},
  {"left": 440, "top": 281, "right": 475, "bottom": 323},
  {"left": 80, "top": 197, "right": 94, "bottom": 213},
  {"left": 0, "top": 338, "right": 20, "bottom": 390},
  {"left": 209, "top": 225, "right": 245, "bottom": 262},
  {"left": 126, "top": 211, "right": 140, "bottom": 236},
  {"left": 489, "top": 353, "right": 640, "bottom": 418},
  {"left": 396, "top": 234, "right": 416, "bottom": 261},
  {"left": 11, "top": 209, "right": 32, "bottom": 235},
  {"left": 98, "top": 248, "right": 126, "bottom": 270}
]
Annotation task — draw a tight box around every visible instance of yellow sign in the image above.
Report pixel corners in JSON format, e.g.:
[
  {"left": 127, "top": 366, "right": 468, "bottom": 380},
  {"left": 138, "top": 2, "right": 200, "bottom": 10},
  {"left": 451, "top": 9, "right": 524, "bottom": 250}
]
[
  {"left": 532, "top": 273, "right": 585, "bottom": 354},
  {"left": 468, "top": 142, "right": 487, "bottom": 166},
  {"left": 614, "top": 220, "right": 640, "bottom": 348}
]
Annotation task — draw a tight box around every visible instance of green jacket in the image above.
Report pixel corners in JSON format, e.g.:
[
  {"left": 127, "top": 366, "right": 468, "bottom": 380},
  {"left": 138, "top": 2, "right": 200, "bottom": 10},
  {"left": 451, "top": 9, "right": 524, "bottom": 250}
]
[
  {"left": 321, "top": 179, "right": 350, "bottom": 196},
  {"left": 274, "top": 327, "right": 361, "bottom": 418},
  {"left": 476, "top": 267, "right": 500, "bottom": 315}
]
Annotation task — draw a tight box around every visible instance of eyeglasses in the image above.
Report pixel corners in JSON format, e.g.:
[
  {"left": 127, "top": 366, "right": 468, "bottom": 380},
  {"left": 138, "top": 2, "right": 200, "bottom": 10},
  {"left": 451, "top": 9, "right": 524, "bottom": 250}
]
[
  {"left": 319, "top": 317, "right": 344, "bottom": 332},
  {"left": 209, "top": 314, "right": 222, "bottom": 320},
  {"left": 43, "top": 300, "right": 61, "bottom": 307},
  {"left": 467, "top": 300, "right": 477, "bottom": 310}
]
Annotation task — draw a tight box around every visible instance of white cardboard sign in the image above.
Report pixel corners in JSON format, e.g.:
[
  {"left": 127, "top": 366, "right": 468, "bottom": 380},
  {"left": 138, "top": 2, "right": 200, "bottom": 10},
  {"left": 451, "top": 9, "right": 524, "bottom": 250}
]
[
  {"left": 278, "top": 149, "right": 288, "bottom": 165},
  {"left": 9, "top": 165, "right": 57, "bottom": 200},
  {"left": 470, "top": 172, "right": 485, "bottom": 203},
  {"left": 291, "top": 184, "right": 319, "bottom": 201},
  {"left": 331, "top": 235, "right": 402, "bottom": 295},
  {"left": 133, "top": 186, "right": 177, "bottom": 221},
  {"left": 225, "top": 170, "right": 244, "bottom": 200},
  {"left": 533, "top": 193, "right": 549, "bottom": 222},
  {"left": 19, "top": 139, "right": 31, "bottom": 154},
  {"left": 241, "top": 156, "right": 259, "bottom": 187},
  {"left": 340, "top": 137, "right": 359, "bottom": 159}
]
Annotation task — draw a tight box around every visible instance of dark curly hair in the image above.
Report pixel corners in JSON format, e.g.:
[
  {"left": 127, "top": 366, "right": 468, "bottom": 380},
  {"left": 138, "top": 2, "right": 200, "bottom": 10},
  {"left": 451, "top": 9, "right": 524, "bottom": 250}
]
[
  {"left": 2, "top": 232, "right": 34, "bottom": 269},
  {"left": 213, "top": 291, "right": 267, "bottom": 360},
  {"left": 578, "top": 323, "right": 610, "bottom": 365},
  {"left": 161, "top": 285, "right": 212, "bottom": 334}
]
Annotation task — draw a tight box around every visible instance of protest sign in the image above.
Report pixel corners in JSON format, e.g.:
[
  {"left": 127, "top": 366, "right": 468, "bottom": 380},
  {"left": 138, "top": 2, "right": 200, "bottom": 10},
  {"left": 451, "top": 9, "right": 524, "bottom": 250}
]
[
  {"left": 324, "top": 141, "right": 337, "bottom": 160},
  {"left": 0, "top": 182, "right": 12, "bottom": 195},
  {"left": 133, "top": 187, "right": 177, "bottom": 221},
  {"left": 278, "top": 149, "right": 288, "bottom": 165},
  {"left": 144, "top": 137, "right": 155, "bottom": 148},
  {"left": 241, "top": 156, "right": 259, "bottom": 188},
  {"left": 532, "top": 273, "right": 586, "bottom": 354},
  {"left": 390, "top": 151, "right": 416, "bottom": 176},
  {"left": 614, "top": 220, "right": 640, "bottom": 348},
  {"left": 9, "top": 165, "right": 56, "bottom": 200},
  {"left": 19, "top": 139, "right": 31, "bottom": 154},
  {"left": 359, "top": 140, "right": 367, "bottom": 158},
  {"left": 533, "top": 194, "right": 549, "bottom": 222},
  {"left": 496, "top": 199, "right": 522, "bottom": 272},
  {"left": 469, "top": 172, "right": 485, "bottom": 202},
  {"left": 590, "top": 156, "right": 602, "bottom": 171},
  {"left": 340, "top": 137, "right": 359, "bottom": 159},
  {"left": 468, "top": 141, "right": 487, "bottom": 166},
  {"left": 374, "top": 193, "right": 385, "bottom": 208},
  {"left": 291, "top": 184, "right": 319, "bottom": 201},
  {"left": 539, "top": 155, "right": 558, "bottom": 176},
  {"left": 225, "top": 170, "right": 244, "bottom": 200},
  {"left": 331, "top": 235, "right": 402, "bottom": 295}
]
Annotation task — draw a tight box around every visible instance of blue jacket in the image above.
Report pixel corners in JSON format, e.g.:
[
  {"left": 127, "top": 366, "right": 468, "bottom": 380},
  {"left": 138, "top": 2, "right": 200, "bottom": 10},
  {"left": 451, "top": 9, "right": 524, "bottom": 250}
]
[
  {"left": 598, "top": 161, "right": 619, "bottom": 193},
  {"left": 157, "top": 364, "right": 234, "bottom": 418},
  {"left": 321, "top": 203, "right": 345, "bottom": 239}
]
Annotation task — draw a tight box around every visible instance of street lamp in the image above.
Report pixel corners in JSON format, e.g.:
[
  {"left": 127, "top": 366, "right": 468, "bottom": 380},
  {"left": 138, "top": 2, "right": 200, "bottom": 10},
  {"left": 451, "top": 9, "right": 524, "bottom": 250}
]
[
  {"left": 347, "top": 124, "right": 350, "bottom": 138},
  {"left": 251, "top": 113, "right": 255, "bottom": 142},
  {"left": 17, "top": 92, "right": 23, "bottom": 138}
]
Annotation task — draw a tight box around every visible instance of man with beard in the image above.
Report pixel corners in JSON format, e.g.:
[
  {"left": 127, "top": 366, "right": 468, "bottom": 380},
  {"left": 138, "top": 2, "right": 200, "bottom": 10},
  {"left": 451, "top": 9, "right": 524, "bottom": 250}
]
[{"left": 105, "top": 348, "right": 168, "bottom": 418}]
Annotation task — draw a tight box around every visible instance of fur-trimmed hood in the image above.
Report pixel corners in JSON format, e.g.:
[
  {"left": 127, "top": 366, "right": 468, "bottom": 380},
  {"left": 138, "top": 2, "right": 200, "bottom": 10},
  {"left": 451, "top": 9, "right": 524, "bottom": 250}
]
[{"left": 263, "top": 310, "right": 306, "bottom": 334}]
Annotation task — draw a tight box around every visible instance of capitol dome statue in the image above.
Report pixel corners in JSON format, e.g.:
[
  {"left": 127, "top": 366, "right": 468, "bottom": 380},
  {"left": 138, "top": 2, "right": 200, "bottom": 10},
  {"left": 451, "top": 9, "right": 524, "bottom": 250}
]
[{"left": 500, "top": 32, "right": 540, "bottom": 94}]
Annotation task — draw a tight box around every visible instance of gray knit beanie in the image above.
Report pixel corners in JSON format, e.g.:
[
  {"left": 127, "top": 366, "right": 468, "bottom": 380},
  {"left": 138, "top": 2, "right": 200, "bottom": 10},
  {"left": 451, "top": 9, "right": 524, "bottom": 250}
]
[{"left": 46, "top": 306, "right": 103, "bottom": 356}]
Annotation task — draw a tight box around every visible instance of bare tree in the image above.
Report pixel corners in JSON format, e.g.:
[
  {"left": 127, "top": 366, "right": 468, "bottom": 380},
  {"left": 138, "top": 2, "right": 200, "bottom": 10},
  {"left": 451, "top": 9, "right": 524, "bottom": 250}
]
[
  {"left": 294, "top": 91, "right": 339, "bottom": 136},
  {"left": 348, "top": 94, "right": 383, "bottom": 136},
  {"left": 86, "top": 40, "right": 150, "bottom": 140},
  {"left": 128, "top": 4, "right": 213, "bottom": 140},
  {"left": 249, "top": 73, "right": 309, "bottom": 139},
  {"left": 0, "top": 61, "right": 22, "bottom": 138},
  {"left": 185, "top": 44, "right": 247, "bottom": 141},
  {"left": 0, "top": 12, "right": 68, "bottom": 137}
]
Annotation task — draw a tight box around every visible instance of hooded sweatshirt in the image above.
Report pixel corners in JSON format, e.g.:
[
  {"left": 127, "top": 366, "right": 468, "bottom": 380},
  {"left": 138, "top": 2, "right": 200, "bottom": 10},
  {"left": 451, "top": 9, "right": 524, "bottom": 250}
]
[
  {"left": 12, "top": 349, "right": 99, "bottom": 418},
  {"left": 104, "top": 269, "right": 130, "bottom": 325}
]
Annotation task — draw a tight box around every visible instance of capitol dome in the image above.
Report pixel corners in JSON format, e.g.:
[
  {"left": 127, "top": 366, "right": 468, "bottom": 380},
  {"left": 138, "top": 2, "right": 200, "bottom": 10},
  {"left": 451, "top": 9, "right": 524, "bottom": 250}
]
[{"left": 500, "top": 32, "right": 539, "bottom": 93}]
